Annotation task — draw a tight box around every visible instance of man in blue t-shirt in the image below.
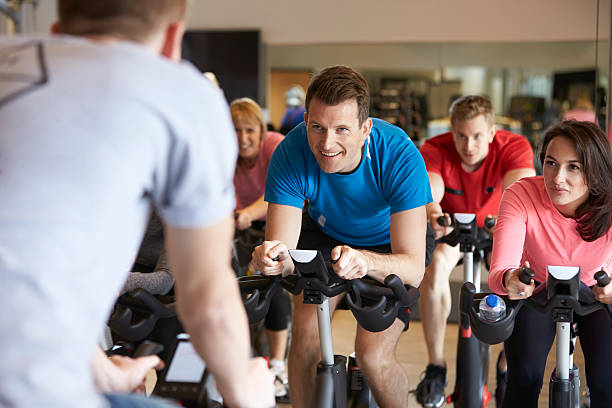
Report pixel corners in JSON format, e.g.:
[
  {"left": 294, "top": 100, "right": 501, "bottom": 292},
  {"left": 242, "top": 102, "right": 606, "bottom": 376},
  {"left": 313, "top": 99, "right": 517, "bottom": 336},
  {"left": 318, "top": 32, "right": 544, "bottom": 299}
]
[{"left": 252, "top": 65, "right": 433, "bottom": 407}]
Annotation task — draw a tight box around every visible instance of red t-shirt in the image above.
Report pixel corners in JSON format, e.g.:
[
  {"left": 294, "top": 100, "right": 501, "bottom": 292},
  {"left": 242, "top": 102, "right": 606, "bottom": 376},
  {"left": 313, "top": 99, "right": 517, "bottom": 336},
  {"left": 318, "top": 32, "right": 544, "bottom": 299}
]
[{"left": 420, "top": 130, "right": 533, "bottom": 226}]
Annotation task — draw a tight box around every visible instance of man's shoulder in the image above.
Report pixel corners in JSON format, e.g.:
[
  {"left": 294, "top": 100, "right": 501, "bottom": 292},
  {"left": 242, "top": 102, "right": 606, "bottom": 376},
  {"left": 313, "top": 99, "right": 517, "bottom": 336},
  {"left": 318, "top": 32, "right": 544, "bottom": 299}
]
[
  {"left": 420, "top": 132, "right": 455, "bottom": 160},
  {"left": 370, "top": 118, "right": 416, "bottom": 154},
  {"left": 269, "top": 123, "right": 310, "bottom": 169},
  {"left": 280, "top": 123, "right": 307, "bottom": 148},
  {"left": 371, "top": 118, "right": 410, "bottom": 140},
  {"left": 494, "top": 129, "right": 530, "bottom": 148}
]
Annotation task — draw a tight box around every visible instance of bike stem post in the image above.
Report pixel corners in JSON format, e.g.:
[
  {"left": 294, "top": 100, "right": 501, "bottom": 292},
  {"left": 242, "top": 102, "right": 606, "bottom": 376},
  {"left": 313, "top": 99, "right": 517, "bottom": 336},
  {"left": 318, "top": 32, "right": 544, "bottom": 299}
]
[
  {"left": 464, "top": 251, "right": 474, "bottom": 285},
  {"left": 317, "top": 297, "right": 335, "bottom": 366},
  {"left": 556, "top": 322, "right": 571, "bottom": 381}
]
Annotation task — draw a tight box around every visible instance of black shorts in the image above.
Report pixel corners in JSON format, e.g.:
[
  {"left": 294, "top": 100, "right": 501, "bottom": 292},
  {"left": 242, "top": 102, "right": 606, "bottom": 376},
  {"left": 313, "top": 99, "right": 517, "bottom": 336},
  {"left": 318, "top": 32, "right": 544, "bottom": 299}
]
[{"left": 297, "top": 213, "right": 432, "bottom": 331}]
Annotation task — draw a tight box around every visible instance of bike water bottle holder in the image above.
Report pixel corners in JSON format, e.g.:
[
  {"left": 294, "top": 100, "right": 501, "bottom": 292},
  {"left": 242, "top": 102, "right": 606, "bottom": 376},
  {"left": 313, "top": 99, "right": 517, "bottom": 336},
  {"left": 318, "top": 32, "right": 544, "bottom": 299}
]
[
  {"left": 238, "top": 275, "right": 281, "bottom": 324},
  {"left": 460, "top": 282, "right": 519, "bottom": 345},
  {"left": 109, "top": 288, "right": 177, "bottom": 342},
  {"left": 346, "top": 275, "right": 419, "bottom": 333},
  {"left": 346, "top": 291, "right": 399, "bottom": 333}
]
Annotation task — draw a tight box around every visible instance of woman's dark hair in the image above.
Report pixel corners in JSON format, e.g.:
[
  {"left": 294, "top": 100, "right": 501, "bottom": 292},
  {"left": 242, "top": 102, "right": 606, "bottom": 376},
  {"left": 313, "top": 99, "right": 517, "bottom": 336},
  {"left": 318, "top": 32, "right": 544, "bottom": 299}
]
[{"left": 539, "top": 120, "right": 612, "bottom": 241}]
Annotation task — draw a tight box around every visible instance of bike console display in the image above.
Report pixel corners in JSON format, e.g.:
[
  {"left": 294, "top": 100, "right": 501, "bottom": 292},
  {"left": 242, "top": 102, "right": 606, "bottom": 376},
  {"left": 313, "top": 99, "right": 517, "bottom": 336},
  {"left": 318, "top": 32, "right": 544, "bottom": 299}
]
[{"left": 153, "top": 334, "right": 208, "bottom": 407}]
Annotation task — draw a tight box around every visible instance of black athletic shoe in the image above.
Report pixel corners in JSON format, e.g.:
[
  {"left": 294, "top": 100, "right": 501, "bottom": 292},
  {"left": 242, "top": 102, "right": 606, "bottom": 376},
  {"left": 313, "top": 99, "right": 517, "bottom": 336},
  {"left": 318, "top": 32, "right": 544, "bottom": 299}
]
[{"left": 415, "top": 364, "right": 447, "bottom": 408}]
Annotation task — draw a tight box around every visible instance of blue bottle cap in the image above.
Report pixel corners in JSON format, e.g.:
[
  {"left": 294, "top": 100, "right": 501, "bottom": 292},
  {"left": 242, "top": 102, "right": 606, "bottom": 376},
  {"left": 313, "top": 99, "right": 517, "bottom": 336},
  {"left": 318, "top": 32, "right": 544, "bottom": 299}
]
[{"left": 485, "top": 294, "right": 499, "bottom": 308}]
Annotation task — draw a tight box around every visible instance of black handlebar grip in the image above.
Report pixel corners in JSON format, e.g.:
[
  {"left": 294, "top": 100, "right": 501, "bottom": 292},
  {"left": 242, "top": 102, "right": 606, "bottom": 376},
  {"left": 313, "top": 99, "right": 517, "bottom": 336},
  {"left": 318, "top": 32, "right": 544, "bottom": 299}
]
[
  {"left": 383, "top": 274, "right": 410, "bottom": 305},
  {"left": 437, "top": 216, "right": 448, "bottom": 227},
  {"left": 595, "top": 270, "right": 610, "bottom": 287},
  {"left": 132, "top": 340, "right": 164, "bottom": 358},
  {"left": 484, "top": 216, "right": 495, "bottom": 229},
  {"left": 519, "top": 267, "right": 535, "bottom": 285},
  {"left": 459, "top": 282, "right": 476, "bottom": 315}
]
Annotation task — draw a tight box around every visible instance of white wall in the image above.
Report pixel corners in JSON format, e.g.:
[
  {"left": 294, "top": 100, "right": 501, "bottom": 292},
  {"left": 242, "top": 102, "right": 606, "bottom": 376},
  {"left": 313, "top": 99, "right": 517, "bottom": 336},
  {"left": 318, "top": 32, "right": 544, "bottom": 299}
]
[
  {"left": 20, "top": 0, "right": 611, "bottom": 44},
  {"left": 186, "top": 0, "right": 608, "bottom": 44}
]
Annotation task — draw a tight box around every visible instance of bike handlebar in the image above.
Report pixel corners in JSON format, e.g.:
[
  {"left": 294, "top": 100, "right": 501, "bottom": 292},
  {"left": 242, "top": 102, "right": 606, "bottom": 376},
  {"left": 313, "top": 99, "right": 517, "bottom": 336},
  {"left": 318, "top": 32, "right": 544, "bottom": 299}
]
[
  {"left": 239, "top": 250, "right": 420, "bottom": 332},
  {"left": 460, "top": 270, "right": 611, "bottom": 345}
]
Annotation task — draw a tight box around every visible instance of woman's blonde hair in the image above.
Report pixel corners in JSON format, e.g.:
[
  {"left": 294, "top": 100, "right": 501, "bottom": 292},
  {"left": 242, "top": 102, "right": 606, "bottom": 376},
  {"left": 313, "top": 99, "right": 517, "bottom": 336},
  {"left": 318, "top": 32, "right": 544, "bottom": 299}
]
[{"left": 230, "top": 98, "right": 266, "bottom": 138}]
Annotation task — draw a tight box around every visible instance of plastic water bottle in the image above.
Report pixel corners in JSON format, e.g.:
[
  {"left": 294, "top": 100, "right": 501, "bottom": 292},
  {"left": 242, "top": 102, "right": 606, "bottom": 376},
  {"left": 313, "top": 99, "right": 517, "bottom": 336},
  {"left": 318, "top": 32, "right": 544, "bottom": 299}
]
[{"left": 479, "top": 294, "right": 506, "bottom": 322}]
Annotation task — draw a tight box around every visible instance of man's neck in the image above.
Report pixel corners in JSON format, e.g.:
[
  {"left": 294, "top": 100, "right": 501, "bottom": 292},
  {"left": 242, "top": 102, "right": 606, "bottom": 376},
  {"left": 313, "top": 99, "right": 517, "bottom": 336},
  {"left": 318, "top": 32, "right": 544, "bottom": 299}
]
[{"left": 461, "top": 159, "right": 485, "bottom": 173}]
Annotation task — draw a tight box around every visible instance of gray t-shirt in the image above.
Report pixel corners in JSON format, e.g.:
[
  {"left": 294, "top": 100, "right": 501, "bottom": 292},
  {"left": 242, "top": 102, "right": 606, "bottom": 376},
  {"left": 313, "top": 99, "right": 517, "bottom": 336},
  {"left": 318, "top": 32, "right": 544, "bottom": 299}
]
[{"left": 0, "top": 36, "right": 237, "bottom": 407}]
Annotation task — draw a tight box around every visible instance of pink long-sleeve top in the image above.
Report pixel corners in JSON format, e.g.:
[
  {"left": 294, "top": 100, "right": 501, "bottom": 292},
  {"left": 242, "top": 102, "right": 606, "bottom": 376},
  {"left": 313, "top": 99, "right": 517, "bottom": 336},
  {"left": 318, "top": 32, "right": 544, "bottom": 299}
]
[{"left": 488, "top": 176, "right": 612, "bottom": 295}]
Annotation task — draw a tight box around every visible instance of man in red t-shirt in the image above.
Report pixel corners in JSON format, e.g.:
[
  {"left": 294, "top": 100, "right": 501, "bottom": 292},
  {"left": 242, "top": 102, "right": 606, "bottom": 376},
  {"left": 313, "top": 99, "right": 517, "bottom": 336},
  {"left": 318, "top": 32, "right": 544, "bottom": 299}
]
[{"left": 415, "top": 95, "right": 535, "bottom": 408}]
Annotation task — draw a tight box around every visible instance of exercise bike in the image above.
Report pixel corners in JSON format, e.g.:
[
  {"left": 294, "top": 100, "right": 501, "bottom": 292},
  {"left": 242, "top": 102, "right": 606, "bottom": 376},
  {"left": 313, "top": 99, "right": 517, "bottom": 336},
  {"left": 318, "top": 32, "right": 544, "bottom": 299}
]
[
  {"left": 239, "top": 249, "right": 420, "bottom": 408},
  {"left": 462, "top": 265, "right": 611, "bottom": 407},
  {"left": 108, "top": 288, "right": 225, "bottom": 407},
  {"left": 435, "top": 213, "right": 496, "bottom": 407}
]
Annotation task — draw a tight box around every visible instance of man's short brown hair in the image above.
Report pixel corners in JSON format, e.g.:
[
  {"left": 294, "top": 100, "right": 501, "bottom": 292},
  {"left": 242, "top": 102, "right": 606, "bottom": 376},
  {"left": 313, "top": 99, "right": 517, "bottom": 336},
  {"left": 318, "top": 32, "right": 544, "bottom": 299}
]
[
  {"left": 57, "top": 0, "right": 187, "bottom": 43},
  {"left": 449, "top": 95, "right": 495, "bottom": 128},
  {"left": 305, "top": 65, "right": 370, "bottom": 125}
]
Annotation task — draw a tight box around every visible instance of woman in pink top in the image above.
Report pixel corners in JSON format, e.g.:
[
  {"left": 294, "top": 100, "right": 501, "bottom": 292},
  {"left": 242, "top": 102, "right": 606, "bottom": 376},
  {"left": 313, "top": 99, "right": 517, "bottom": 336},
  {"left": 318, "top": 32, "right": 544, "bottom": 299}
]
[
  {"left": 489, "top": 121, "right": 612, "bottom": 407},
  {"left": 232, "top": 98, "right": 285, "bottom": 230},
  {"left": 230, "top": 98, "right": 290, "bottom": 398}
]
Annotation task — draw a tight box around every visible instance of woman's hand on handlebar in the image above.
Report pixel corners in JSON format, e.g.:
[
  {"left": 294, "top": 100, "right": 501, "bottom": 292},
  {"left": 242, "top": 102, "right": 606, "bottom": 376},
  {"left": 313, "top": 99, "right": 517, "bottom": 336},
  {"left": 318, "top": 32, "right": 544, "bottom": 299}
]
[
  {"left": 592, "top": 270, "right": 612, "bottom": 304},
  {"left": 505, "top": 261, "right": 535, "bottom": 300},
  {"left": 251, "top": 240, "right": 293, "bottom": 276},
  {"left": 235, "top": 210, "right": 252, "bottom": 231},
  {"left": 330, "top": 245, "right": 369, "bottom": 280},
  {"left": 429, "top": 211, "right": 452, "bottom": 240}
]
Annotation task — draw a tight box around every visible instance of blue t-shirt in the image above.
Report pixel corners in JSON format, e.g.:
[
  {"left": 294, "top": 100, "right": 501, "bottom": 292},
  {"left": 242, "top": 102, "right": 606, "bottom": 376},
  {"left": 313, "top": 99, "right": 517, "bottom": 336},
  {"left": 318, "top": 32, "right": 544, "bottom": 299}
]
[{"left": 265, "top": 118, "right": 432, "bottom": 246}]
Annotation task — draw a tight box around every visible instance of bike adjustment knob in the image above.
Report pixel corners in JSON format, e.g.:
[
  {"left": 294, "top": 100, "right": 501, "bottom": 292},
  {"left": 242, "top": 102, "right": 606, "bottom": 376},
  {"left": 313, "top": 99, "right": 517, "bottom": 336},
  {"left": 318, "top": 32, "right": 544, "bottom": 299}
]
[
  {"left": 519, "top": 267, "right": 535, "bottom": 285},
  {"left": 595, "top": 270, "right": 610, "bottom": 287},
  {"left": 484, "top": 216, "right": 495, "bottom": 229}
]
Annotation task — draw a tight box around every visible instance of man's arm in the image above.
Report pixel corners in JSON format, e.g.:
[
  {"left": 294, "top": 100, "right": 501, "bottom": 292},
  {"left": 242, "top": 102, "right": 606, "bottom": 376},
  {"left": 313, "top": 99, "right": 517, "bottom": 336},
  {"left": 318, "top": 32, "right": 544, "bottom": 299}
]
[
  {"left": 502, "top": 168, "right": 536, "bottom": 190},
  {"left": 425, "top": 171, "right": 452, "bottom": 238},
  {"left": 165, "top": 215, "right": 274, "bottom": 408},
  {"left": 333, "top": 205, "right": 427, "bottom": 287},
  {"left": 251, "top": 203, "right": 303, "bottom": 276}
]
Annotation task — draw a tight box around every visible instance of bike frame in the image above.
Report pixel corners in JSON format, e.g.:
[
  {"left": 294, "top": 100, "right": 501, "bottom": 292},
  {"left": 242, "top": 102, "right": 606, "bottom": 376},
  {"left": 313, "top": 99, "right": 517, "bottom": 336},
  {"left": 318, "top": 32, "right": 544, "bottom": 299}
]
[
  {"left": 313, "top": 295, "right": 348, "bottom": 408},
  {"left": 547, "top": 266, "right": 581, "bottom": 408},
  {"left": 462, "top": 265, "right": 611, "bottom": 408},
  {"left": 450, "top": 213, "right": 491, "bottom": 408}
]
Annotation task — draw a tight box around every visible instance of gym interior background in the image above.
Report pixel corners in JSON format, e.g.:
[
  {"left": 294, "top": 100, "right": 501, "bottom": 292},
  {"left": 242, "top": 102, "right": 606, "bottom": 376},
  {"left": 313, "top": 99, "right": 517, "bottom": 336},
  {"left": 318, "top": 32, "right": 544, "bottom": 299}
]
[{"left": 5, "top": 0, "right": 611, "bottom": 146}]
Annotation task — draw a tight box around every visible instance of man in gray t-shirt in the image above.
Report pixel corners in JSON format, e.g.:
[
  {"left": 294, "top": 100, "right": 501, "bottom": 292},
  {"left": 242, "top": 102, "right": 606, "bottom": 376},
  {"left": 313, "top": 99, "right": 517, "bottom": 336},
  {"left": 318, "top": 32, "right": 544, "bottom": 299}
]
[{"left": 0, "top": 1, "right": 274, "bottom": 407}]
